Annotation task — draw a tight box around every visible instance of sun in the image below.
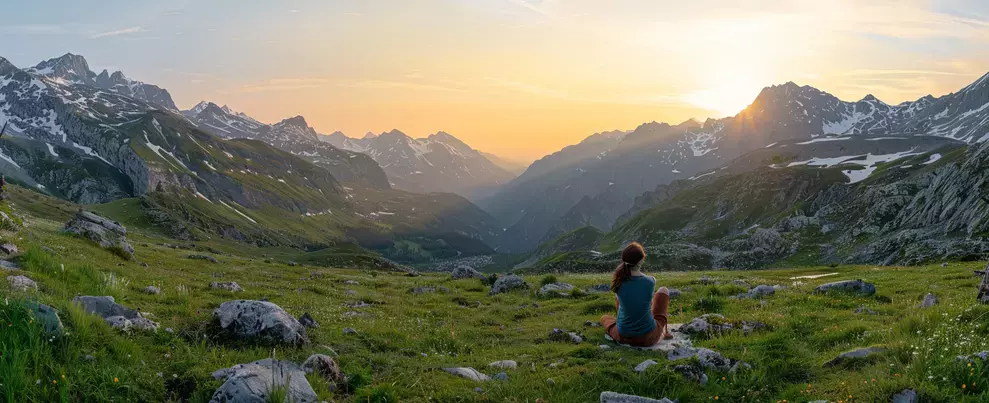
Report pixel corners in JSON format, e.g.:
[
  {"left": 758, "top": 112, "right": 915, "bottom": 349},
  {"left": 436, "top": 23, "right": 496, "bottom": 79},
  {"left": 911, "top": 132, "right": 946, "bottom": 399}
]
[
  {"left": 681, "top": 64, "right": 770, "bottom": 117},
  {"left": 683, "top": 79, "right": 764, "bottom": 118}
]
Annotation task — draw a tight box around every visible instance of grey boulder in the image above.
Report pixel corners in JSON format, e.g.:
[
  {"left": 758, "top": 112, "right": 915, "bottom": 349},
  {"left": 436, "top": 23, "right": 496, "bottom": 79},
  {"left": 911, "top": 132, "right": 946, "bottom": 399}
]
[
  {"left": 814, "top": 279, "right": 876, "bottom": 296},
  {"left": 919, "top": 293, "right": 938, "bottom": 308},
  {"left": 538, "top": 283, "right": 575, "bottom": 297},
  {"left": 451, "top": 265, "right": 484, "bottom": 280},
  {"left": 824, "top": 347, "right": 886, "bottom": 367},
  {"left": 891, "top": 389, "right": 918, "bottom": 403},
  {"left": 301, "top": 354, "right": 345, "bottom": 387},
  {"left": 210, "top": 359, "right": 317, "bottom": 403},
  {"left": 25, "top": 302, "right": 64, "bottom": 336},
  {"left": 7, "top": 275, "right": 37, "bottom": 292},
  {"left": 210, "top": 282, "right": 244, "bottom": 292},
  {"left": 600, "top": 392, "right": 675, "bottom": 403},
  {"left": 62, "top": 210, "right": 133, "bottom": 257},
  {"left": 212, "top": 300, "right": 309, "bottom": 345},
  {"left": 442, "top": 367, "right": 490, "bottom": 382},
  {"left": 489, "top": 274, "right": 528, "bottom": 295}
]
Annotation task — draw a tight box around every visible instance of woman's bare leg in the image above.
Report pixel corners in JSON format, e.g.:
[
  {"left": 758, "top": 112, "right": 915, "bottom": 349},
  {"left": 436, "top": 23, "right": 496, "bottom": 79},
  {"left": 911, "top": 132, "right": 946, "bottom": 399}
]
[{"left": 653, "top": 287, "right": 673, "bottom": 339}]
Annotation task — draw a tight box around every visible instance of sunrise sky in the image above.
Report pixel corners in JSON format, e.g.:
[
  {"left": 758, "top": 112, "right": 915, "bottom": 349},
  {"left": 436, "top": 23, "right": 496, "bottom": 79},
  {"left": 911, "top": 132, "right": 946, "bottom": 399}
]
[{"left": 3, "top": 0, "right": 989, "bottom": 161}]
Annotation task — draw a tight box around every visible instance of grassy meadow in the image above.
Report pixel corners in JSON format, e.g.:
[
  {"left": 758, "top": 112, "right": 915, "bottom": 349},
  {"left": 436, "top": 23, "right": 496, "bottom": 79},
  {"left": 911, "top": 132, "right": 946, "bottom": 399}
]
[{"left": 2, "top": 189, "right": 989, "bottom": 402}]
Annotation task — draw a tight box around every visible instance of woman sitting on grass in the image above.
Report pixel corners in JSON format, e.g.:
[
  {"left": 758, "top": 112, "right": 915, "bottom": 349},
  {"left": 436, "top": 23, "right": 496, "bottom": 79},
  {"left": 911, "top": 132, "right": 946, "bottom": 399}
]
[{"left": 599, "top": 242, "right": 672, "bottom": 346}]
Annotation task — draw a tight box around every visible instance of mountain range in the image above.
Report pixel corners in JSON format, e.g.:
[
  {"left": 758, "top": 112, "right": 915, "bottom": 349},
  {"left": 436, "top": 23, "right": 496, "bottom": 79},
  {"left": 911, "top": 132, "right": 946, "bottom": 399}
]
[
  {"left": 0, "top": 53, "right": 504, "bottom": 263},
  {"left": 320, "top": 129, "right": 516, "bottom": 199},
  {"left": 483, "top": 73, "right": 989, "bottom": 252}
]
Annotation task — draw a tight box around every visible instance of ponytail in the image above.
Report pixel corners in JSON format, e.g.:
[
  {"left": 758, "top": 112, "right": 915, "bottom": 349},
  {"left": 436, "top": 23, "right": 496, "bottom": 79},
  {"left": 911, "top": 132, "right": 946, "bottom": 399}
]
[
  {"left": 611, "top": 261, "right": 632, "bottom": 292},
  {"left": 611, "top": 242, "right": 646, "bottom": 292}
]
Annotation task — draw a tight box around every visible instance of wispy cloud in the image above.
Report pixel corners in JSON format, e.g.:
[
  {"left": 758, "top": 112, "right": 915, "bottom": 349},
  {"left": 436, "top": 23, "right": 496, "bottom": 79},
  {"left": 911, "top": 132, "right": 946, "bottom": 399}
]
[
  {"left": 507, "top": 0, "right": 547, "bottom": 15},
  {"left": 90, "top": 26, "right": 146, "bottom": 39},
  {"left": 339, "top": 79, "right": 466, "bottom": 93}
]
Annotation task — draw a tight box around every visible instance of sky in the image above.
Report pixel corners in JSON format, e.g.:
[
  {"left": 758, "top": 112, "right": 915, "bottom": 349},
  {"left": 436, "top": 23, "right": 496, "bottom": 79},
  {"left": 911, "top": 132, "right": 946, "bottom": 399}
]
[{"left": 3, "top": 0, "right": 989, "bottom": 162}]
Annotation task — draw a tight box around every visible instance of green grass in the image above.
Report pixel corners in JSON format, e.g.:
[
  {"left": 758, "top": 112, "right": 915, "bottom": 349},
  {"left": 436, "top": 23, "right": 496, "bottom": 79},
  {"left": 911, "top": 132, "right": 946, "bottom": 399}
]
[{"left": 3, "top": 197, "right": 989, "bottom": 401}]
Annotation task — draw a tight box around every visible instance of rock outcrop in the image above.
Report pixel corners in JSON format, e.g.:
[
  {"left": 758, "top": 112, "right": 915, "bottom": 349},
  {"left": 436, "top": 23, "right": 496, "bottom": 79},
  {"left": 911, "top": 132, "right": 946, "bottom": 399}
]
[
  {"left": 490, "top": 274, "right": 528, "bottom": 295},
  {"left": 62, "top": 211, "right": 134, "bottom": 258},
  {"left": 210, "top": 359, "right": 317, "bottom": 403},
  {"left": 72, "top": 295, "right": 159, "bottom": 332},
  {"left": 212, "top": 300, "right": 309, "bottom": 345},
  {"left": 814, "top": 279, "right": 876, "bottom": 296},
  {"left": 451, "top": 265, "right": 484, "bottom": 280}
]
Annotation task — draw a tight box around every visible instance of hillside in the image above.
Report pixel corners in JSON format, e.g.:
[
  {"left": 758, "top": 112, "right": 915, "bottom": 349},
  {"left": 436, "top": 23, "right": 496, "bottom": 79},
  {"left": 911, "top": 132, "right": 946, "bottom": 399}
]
[
  {"left": 2, "top": 193, "right": 988, "bottom": 402},
  {"left": 482, "top": 73, "right": 989, "bottom": 252},
  {"left": 0, "top": 54, "right": 505, "bottom": 263}
]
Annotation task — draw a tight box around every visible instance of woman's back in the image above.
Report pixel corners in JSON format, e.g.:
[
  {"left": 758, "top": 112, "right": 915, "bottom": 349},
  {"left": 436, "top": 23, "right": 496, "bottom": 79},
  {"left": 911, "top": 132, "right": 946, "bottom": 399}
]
[{"left": 615, "top": 275, "right": 656, "bottom": 336}]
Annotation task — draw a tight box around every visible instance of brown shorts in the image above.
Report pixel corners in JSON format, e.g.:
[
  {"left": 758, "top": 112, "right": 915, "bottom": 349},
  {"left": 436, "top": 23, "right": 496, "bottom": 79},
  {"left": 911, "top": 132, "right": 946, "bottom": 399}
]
[{"left": 599, "top": 291, "right": 670, "bottom": 347}]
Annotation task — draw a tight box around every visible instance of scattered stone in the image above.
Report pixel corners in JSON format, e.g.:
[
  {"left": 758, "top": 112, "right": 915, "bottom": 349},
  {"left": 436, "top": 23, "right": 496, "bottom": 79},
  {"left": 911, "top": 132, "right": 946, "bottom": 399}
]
[
  {"left": 549, "top": 328, "right": 583, "bottom": 344},
  {"left": 490, "top": 274, "right": 528, "bottom": 295},
  {"left": 734, "top": 284, "right": 781, "bottom": 299},
  {"left": 210, "top": 282, "right": 244, "bottom": 292},
  {"left": 345, "top": 290, "right": 357, "bottom": 295},
  {"left": 212, "top": 300, "right": 309, "bottom": 345},
  {"left": 442, "top": 367, "right": 490, "bottom": 382},
  {"left": 600, "top": 392, "right": 675, "bottom": 403},
  {"left": 731, "top": 279, "right": 750, "bottom": 287},
  {"left": 41, "top": 246, "right": 55, "bottom": 254},
  {"left": 25, "top": 302, "right": 64, "bottom": 336},
  {"left": 538, "top": 282, "right": 575, "bottom": 297},
  {"left": 130, "top": 316, "right": 160, "bottom": 332},
  {"left": 410, "top": 286, "right": 448, "bottom": 294},
  {"left": 854, "top": 305, "right": 878, "bottom": 315},
  {"left": 488, "top": 360, "right": 517, "bottom": 370},
  {"left": 142, "top": 285, "right": 161, "bottom": 295},
  {"left": 474, "top": 387, "right": 484, "bottom": 393},
  {"left": 941, "top": 262, "right": 949, "bottom": 268},
  {"left": 955, "top": 351, "right": 989, "bottom": 362},
  {"left": 298, "top": 312, "right": 319, "bottom": 328},
  {"left": 343, "top": 327, "right": 357, "bottom": 335},
  {"left": 584, "top": 320, "right": 602, "bottom": 328},
  {"left": 599, "top": 344, "right": 611, "bottom": 350},
  {"left": 546, "top": 378, "right": 556, "bottom": 386},
  {"left": 62, "top": 210, "right": 133, "bottom": 258},
  {"left": 679, "top": 314, "right": 765, "bottom": 336},
  {"left": 586, "top": 284, "right": 611, "bottom": 293},
  {"left": 346, "top": 301, "right": 372, "bottom": 308},
  {"left": 633, "top": 359, "right": 658, "bottom": 373},
  {"left": 824, "top": 347, "right": 886, "bottom": 367},
  {"left": 73, "top": 296, "right": 139, "bottom": 319},
  {"left": 668, "top": 288, "right": 682, "bottom": 298},
  {"left": 451, "top": 265, "right": 484, "bottom": 280},
  {"left": 891, "top": 388, "right": 918, "bottom": 403},
  {"left": 668, "top": 346, "right": 744, "bottom": 372},
  {"left": 188, "top": 254, "right": 219, "bottom": 263},
  {"left": 673, "top": 364, "right": 708, "bottom": 385},
  {"left": 0, "top": 243, "right": 17, "bottom": 255},
  {"left": 919, "top": 293, "right": 939, "bottom": 308},
  {"left": 814, "top": 279, "right": 876, "bottom": 296},
  {"left": 7, "top": 275, "right": 37, "bottom": 291},
  {"left": 493, "top": 372, "right": 508, "bottom": 381},
  {"left": 83, "top": 354, "right": 95, "bottom": 362},
  {"left": 696, "top": 276, "right": 717, "bottom": 285},
  {"left": 0, "top": 259, "right": 18, "bottom": 270},
  {"left": 287, "top": 261, "right": 298, "bottom": 267},
  {"left": 342, "top": 280, "right": 360, "bottom": 286},
  {"left": 104, "top": 316, "right": 132, "bottom": 332},
  {"left": 210, "top": 359, "right": 317, "bottom": 403},
  {"left": 302, "top": 354, "right": 345, "bottom": 387}
]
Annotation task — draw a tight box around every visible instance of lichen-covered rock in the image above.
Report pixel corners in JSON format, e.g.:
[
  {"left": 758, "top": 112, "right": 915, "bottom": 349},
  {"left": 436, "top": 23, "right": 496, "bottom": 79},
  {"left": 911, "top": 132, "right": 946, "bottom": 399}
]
[
  {"left": 450, "top": 265, "right": 484, "bottom": 280},
  {"left": 212, "top": 300, "right": 309, "bottom": 345},
  {"left": 490, "top": 274, "right": 528, "bottom": 295},
  {"left": 538, "top": 282, "right": 574, "bottom": 297},
  {"left": 735, "top": 284, "right": 781, "bottom": 299},
  {"left": 142, "top": 285, "right": 161, "bottom": 295},
  {"left": 600, "top": 392, "right": 675, "bottom": 403},
  {"left": 210, "top": 282, "right": 244, "bottom": 292},
  {"left": 62, "top": 210, "right": 134, "bottom": 257},
  {"left": 298, "top": 312, "right": 319, "bottom": 328},
  {"left": 824, "top": 347, "right": 886, "bottom": 367},
  {"left": 301, "top": 354, "right": 345, "bottom": 387},
  {"left": 919, "top": 293, "right": 938, "bottom": 308},
  {"left": 633, "top": 359, "right": 657, "bottom": 373},
  {"left": 210, "top": 359, "right": 317, "bottom": 403},
  {"left": 673, "top": 364, "right": 708, "bottom": 385},
  {"left": 814, "top": 279, "right": 876, "bottom": 296},
  {"left": 25, "top": 302, "right": 64, "bottom": 336},
  {"left": 73, "top": 296, "right": 160, "bottom": 332},
  {"left": 680, "top": 314, "right": 766, "bottom": 336},
  {"left": 7, "top": 275, "right": 37, "bottom": 291},
  {"left": 442, "top": 367, "right": 490, "bottom": 382},
  {"left": 0, "top": 243, "right": 17, "bottom": 255},
  {"left": 488, "top": 360, "right": 517, "bottom": 370},
  {"left": 549, "top": 328, "right": 583, "bottom": 344},
  {"left": 668, "top": 346, "right": 745, "bottom": 372}
]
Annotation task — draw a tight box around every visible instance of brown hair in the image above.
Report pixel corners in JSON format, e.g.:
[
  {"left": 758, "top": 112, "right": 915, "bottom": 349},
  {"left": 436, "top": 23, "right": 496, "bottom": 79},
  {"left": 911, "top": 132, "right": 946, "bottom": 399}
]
[{"left": 611, "top": 242, "right": 646, "bottom": 292}]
